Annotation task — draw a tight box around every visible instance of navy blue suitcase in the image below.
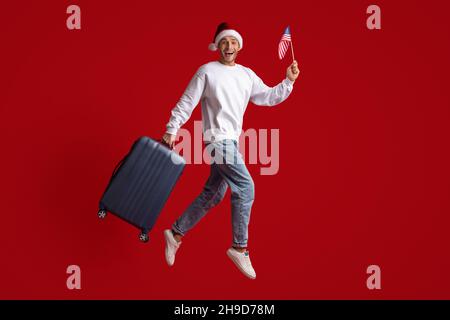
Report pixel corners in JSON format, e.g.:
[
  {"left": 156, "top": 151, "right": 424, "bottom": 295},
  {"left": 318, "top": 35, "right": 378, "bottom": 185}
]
[{"left": 98, "top": 136, "right": 185, "bottom": 242}]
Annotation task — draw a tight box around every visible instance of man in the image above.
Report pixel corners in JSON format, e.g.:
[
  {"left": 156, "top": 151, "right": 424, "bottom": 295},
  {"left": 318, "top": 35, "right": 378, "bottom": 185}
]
[{"left": 162, "top": 22, "right": 299, "bottom": 279}]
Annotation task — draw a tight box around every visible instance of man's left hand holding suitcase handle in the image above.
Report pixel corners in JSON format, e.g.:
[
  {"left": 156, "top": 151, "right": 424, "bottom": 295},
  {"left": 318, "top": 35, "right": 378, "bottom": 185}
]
[{"left": 162, "top": 133, "right": 176, "bottom": 149}]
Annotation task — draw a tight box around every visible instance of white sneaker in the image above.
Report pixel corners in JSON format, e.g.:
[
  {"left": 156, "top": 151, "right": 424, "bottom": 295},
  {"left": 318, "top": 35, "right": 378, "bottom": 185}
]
[
  {"left": 164, "top": 229, "right": 181, "bottom": 267},
  {"left": 226, "top": 248, "right": 256, "bottom": 279}
]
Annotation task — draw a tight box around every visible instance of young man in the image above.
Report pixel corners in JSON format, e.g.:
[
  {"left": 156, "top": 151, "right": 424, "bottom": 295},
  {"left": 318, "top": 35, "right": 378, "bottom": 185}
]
[{"left": 162, "top": 22, "right": 299, "bottom": 279}]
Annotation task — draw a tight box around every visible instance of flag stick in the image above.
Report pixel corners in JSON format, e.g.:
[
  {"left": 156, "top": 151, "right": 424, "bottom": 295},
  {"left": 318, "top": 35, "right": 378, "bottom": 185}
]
[{"left": 290, "top": 36, "right": 295, "bottom": 63}]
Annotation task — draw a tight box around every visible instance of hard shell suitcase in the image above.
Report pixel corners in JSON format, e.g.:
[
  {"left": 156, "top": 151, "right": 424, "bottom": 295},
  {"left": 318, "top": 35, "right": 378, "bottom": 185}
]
[{"left": 98, "top": 136, "right": 185, "bottom": 242}]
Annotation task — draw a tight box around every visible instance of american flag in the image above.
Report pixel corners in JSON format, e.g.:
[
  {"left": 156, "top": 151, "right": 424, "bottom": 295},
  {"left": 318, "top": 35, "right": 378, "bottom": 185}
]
[{"left": 278, "top": 26, "right": 292, "bottom": 60}]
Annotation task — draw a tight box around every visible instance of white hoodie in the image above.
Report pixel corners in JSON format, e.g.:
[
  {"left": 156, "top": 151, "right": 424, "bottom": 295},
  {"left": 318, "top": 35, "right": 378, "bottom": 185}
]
[{"left": 166, "top": 61, "right": 294, "bottom": 142}]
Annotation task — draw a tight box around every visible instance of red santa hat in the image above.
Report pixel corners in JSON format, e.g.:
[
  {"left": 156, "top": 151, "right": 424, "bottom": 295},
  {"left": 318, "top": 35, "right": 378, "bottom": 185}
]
[{"left": 208, "top": 22, "right": 243, "bottom": 51}]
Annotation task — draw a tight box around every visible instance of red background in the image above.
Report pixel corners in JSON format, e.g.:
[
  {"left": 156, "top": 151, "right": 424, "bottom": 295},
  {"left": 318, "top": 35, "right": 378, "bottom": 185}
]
[{"left": 1, "top": 0, "right": 449, "bottom": 299}]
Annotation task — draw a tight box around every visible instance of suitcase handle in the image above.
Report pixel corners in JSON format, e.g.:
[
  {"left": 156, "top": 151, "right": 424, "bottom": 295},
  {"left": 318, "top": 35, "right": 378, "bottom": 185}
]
[
  {"left": 160, "top": 139, "right": 174, "bottom": 150},
  {"left": 111, "top": 155, "right": 127, "bottom": 178}
]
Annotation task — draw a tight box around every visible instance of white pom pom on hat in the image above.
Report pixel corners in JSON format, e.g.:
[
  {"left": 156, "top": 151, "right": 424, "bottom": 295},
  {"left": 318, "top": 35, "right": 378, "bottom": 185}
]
[
  {"left": 208, "top": 22, "right": 243, "bottom": 51},
  {"left": 208, "top": 42, "right": 218, "bottom": 51}
]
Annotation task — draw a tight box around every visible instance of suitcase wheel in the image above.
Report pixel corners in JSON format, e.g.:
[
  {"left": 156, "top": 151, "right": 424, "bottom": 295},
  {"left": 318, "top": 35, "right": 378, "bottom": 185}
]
[
  {"left": 139, "top": 232, "right": 149, "bottom": 243},
  {"left": 97, "top": 209, "right": 107, "bottom": 219}
]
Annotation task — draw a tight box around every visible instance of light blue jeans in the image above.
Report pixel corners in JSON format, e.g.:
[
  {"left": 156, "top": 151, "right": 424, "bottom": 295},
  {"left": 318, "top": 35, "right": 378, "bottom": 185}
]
[{"left": 172, "top": 139, "right": 255, "bottom": 248}]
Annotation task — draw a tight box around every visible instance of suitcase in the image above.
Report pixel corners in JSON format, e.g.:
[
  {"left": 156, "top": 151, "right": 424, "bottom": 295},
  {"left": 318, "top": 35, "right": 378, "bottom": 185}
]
[{"left": 98, "top": 136, "right": 185, "bottom": 242}]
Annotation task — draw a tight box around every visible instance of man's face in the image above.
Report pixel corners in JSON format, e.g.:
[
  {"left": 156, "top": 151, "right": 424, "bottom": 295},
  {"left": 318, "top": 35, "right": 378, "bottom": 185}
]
[{"left": 218, "top": 36, "right": 240, "bottom": 66}]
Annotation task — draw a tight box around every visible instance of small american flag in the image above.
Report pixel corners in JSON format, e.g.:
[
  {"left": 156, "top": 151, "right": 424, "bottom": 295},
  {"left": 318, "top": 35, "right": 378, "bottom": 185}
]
[{"left": 278, "top": 26, "right": 292, "bottom": 60}]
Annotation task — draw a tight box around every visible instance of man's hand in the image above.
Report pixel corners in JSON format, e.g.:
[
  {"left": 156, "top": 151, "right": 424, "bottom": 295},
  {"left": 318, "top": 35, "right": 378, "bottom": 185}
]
[
  {"left": 286, "top": 60, "right": 300, "bottom": 82},
  {"left": 162, "top": 133, "right": 176, "bottom": 149}
]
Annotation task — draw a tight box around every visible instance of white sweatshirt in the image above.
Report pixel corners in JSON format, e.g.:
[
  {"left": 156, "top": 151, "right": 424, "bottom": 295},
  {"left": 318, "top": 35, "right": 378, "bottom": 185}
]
[{"left": 166, "top": 61, "right": 294, "bottom": 142}]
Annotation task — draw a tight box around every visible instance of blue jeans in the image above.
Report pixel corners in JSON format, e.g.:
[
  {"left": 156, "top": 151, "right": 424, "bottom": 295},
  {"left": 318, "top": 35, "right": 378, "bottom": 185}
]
[{"left": 172, "top": 139, "right": 255, "bottom": 248}]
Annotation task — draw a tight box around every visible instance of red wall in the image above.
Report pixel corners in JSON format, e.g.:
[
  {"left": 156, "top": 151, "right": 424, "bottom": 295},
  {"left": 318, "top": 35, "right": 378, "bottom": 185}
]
[{"left": 1, "top": 0, "right": 449, "bottom": 299}]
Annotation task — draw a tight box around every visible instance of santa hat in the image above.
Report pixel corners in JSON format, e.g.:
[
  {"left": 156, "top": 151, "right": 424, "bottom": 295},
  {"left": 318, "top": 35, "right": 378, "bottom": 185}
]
[{"left": 208, "top": 22, "right": 243, "bottom": 51}]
